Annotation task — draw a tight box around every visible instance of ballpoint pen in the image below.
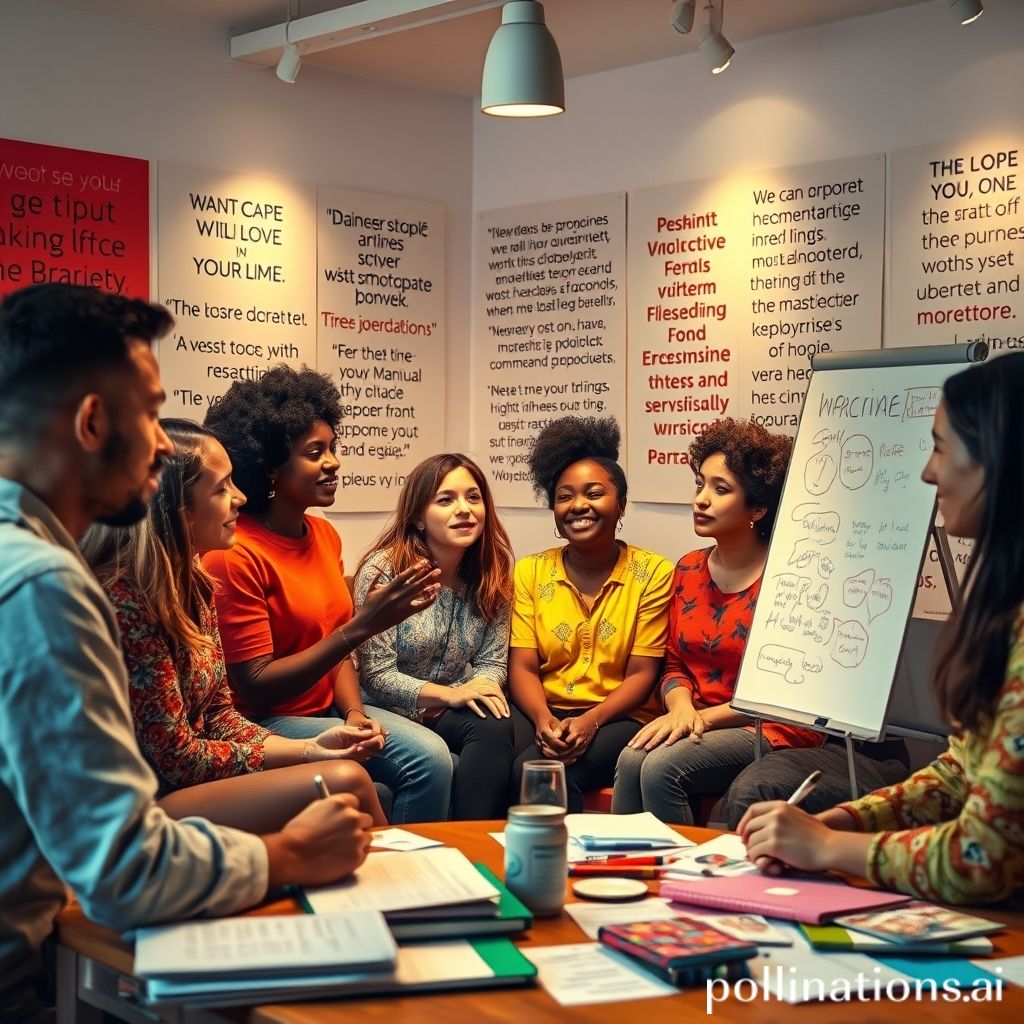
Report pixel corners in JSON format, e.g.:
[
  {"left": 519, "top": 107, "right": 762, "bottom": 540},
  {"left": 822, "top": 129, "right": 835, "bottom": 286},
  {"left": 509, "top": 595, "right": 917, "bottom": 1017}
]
[
  {"left": 786, "top": 769, "right": 822, "bottom": 808},
  {"left": 579, "top": 836, "right": 682, "bottom": 851},
  {"left": 313, "top": 774, "right": 330, "bottom": 800},
  {"left": 580, "top": 854, "right": 678, "bottom": 866}
]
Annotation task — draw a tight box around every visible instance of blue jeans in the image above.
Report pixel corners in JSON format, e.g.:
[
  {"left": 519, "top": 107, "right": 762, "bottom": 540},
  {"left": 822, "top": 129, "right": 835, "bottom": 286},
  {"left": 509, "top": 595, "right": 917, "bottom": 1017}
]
[
  {"left": 257, "top": 706, "right": 453, "bottom": 824},
  {"left": 612, "top": 728, "right": 769, "bottom": 825}
]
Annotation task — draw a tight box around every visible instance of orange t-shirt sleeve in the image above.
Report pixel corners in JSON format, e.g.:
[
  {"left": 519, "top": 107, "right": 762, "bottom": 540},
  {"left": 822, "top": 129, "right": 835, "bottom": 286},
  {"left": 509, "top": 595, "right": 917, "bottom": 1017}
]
[{"left": 203, "top": 548, "right": 275, "bottom": 663}]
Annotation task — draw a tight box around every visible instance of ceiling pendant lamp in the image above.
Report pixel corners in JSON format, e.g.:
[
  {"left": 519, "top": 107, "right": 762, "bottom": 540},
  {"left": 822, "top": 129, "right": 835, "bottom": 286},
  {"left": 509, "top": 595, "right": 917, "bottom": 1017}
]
[
  {"left": 481, "top": 1, "right": 565, "bottom": 118},
  {"left": 949, "top": 0, "right": 984, "bottom": 25}
]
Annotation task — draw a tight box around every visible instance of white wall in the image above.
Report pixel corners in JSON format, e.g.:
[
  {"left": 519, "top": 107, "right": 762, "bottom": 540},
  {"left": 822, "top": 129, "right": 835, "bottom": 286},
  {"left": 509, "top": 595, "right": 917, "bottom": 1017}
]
[
  {"left": 5, "top": 0, "right": 1023, "bottom": 567},
  {"left": 1, "top": 0, "right": 475, "bottom": 559},
  {"left": 472, "top": 0, "right": 1024, "bottom": 564}
]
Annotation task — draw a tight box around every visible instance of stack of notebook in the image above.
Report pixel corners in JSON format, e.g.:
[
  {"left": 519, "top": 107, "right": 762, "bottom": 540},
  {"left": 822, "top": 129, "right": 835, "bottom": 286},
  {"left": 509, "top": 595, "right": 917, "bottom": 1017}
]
[
  {"left": 133, "top": 848, "right": 536, "bottom": 1007},
  {"left": 303, "top": 847, "right": 533, "bottom": 940}
]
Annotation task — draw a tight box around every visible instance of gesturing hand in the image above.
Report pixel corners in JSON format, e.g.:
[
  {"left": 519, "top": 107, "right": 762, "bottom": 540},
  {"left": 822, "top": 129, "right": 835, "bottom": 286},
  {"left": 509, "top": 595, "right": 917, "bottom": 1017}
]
[
  {"left": 357, "top": 560, "right": 441, "bottom": 635},
  {"left": 303, "top": 724, "right": 386, "bottom": 763},
  {"left": 446, "top": 678, "right": 510, "bottom": 718}
]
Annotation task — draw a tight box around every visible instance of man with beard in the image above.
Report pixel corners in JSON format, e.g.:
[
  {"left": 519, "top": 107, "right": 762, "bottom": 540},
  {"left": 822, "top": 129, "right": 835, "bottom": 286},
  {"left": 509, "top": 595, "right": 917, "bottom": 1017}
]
[{"left": 0, "top": 285, "right": 374, "bottom": 1023}]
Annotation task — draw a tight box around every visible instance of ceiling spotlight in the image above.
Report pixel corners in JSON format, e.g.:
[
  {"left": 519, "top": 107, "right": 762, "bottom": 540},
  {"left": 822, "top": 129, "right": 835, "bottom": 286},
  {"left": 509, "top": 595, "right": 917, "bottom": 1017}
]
[
  {"left": 949, "top": 0, "right": 984, "bottom": 25},
  {"left": 276, "top": 42, "right": 301, "bottom": 83},
  {"left": 698, "top": 23, "right": 733, "bottom": 73},
  {"left": 671, "top": 0, "right": 696, "bottom": 34},
  {"left": 481, "top": 1, "right": 565, "bottom": 118}
]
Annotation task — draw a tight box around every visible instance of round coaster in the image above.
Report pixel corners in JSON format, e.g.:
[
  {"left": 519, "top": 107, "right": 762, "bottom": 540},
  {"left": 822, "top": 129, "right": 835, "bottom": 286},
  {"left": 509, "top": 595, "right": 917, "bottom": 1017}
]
[{"left": 571, "top": 877, "right": 649, "bottom": 902}]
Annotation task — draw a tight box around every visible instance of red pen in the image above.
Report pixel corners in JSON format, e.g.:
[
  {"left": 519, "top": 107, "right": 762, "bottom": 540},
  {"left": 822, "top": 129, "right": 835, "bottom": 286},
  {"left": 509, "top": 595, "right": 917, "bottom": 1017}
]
[{"left": 568, "top": 865, "right": 663, "bottom": 878}]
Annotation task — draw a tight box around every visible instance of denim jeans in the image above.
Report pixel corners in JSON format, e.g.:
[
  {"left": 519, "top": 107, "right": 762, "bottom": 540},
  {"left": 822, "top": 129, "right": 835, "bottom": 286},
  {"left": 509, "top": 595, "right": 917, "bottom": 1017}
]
[
  {"left": 611, "top": 727, "right": 768, "bottom": 825},
  {"left": 257, "top": 705, "right": 453, "bottom": 824}
]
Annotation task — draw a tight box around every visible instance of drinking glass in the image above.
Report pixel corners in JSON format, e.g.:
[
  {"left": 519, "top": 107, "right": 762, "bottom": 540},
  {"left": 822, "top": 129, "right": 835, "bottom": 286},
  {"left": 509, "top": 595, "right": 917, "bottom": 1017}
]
[{"left": 519, "top": 759, "right": 568, "bottom": 810}]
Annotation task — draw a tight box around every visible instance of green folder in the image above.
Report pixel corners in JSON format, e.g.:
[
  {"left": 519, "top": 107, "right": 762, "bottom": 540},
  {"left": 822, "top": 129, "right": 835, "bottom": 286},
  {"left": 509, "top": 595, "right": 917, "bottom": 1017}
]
[{"left": 140, "top": 934, "right": 536, "bottom": 1007}]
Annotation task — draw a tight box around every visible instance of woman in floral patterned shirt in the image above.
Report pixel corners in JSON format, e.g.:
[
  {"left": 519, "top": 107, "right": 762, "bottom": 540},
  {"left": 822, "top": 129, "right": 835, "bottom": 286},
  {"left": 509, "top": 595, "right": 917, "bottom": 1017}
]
[
  {"left": 82, "top": 419, "right": 387, "bottom": 830},
  {"left": 740, "top": 353, "right": 1024, "bottom": 905}
]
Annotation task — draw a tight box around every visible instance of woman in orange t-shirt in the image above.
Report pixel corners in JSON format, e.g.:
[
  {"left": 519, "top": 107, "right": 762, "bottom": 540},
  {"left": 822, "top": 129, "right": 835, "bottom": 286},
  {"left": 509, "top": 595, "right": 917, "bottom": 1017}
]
[
  {"left": 612, "top": 419, "right": 822, "bottom": 824},
  {"left": 203, "top": 366, "right": 453, "bottom": 824}
]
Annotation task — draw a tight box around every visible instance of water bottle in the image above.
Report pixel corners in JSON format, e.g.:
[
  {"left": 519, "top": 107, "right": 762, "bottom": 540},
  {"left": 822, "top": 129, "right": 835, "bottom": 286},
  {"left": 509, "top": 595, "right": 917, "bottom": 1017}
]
[{"left": 503, "top": 804, "right": 567, "bottom": 917}]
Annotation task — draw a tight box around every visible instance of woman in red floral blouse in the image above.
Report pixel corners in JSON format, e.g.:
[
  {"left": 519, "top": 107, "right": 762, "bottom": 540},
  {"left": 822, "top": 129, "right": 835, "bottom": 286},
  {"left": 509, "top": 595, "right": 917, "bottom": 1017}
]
[
  {"left": 82, "top": 419, "right": 388, "bottom": 830},
  {"left": 612, "top": 419, "right": 821, "bottom": 823}
]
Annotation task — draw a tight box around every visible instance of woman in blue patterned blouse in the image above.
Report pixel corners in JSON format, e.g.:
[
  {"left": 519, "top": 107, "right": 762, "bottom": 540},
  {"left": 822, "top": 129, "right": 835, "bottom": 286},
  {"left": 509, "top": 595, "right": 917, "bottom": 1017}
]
[{"left": 354, "top": 454, "right": 516, "bottom": 819}]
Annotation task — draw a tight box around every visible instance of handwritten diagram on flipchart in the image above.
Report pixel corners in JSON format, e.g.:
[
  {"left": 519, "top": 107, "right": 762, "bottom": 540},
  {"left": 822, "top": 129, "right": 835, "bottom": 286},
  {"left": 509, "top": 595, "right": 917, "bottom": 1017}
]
[{"left": 735, "top": 365, "right": 955, "bottom": 739}]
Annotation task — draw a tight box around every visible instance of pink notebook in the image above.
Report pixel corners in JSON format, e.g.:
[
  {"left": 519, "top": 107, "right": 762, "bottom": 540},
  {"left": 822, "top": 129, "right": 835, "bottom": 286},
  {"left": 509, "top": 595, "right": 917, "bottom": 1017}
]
[{"left": 660, "top": 875, "right": 912, "bottom": 925}]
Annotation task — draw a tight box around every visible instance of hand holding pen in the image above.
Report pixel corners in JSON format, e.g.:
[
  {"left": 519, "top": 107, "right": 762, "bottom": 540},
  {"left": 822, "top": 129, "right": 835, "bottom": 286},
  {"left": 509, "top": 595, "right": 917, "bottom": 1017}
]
[{"left": 737, "top": 768, "right": 839, "bottom": 875}]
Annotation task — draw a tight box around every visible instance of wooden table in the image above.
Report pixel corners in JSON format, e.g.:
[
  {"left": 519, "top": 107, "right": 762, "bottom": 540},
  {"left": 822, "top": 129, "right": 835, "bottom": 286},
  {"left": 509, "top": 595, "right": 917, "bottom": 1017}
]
[{"left": 56, "top": 821, "right": 1024, "bottom": 1023}]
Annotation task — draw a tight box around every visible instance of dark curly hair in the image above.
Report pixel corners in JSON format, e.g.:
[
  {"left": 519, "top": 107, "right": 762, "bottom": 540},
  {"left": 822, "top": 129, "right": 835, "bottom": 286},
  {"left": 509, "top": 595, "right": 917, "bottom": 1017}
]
[
  {"left": 528, "top": 415, "right": 628, "bottom": 508},
  {"left": 204, "top": 364, "right": 342, "bottom": 514},
  {"left": 688, "top": 418, "right": 792, "bottom": 541}
]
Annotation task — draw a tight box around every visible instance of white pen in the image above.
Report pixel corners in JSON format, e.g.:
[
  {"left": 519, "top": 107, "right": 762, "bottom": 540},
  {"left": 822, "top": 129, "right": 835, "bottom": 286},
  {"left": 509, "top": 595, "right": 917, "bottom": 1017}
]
[
  {"left": 313, "top": 774, "right": 330, "bottom": 800},
  {"left": 786, "top": 769, "right": 822, "bottom": 807}
]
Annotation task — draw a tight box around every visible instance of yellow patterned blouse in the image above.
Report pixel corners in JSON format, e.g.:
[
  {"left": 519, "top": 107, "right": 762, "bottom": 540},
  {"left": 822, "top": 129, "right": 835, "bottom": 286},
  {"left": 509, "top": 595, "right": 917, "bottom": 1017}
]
[
  {"left": 838, "top": 607, "right": 1024, "bottom": 905},
  {"left": 510, "top": 543, "right": 673, "bottom": 722}
]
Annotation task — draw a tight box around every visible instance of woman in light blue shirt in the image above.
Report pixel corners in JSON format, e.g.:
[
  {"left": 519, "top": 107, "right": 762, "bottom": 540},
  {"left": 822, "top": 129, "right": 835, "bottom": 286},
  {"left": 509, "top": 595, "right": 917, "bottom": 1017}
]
[{"left": 355, "top": 453, "right": 516, "bottom": 819}]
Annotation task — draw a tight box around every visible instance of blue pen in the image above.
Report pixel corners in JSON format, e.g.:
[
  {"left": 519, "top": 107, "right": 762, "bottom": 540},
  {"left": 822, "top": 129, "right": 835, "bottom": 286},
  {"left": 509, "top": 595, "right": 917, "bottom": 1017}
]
[{"left": 579, "top": 836, "right": 681, "bottom": 851}]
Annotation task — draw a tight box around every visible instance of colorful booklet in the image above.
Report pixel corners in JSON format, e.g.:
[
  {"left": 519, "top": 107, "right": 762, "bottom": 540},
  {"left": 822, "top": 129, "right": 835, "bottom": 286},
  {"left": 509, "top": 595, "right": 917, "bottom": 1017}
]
[
  {"left": 598, "top": 917, "right": 757, "bottom": 986},
  {"left": 660, "top": 874, "right": 912, "bottom": 924},
  {"left": 834, "top": 901, "right": 1004, "bottom": 944},
  {"left": 800, "top": 922, "right": 994, "bottom": 956}
]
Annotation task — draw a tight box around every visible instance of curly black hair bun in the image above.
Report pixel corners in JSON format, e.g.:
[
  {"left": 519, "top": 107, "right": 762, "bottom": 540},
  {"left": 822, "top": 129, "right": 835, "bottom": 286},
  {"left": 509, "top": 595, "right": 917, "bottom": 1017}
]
[{"left": 527, "top": 415, "right": 627, "bottom": 507}]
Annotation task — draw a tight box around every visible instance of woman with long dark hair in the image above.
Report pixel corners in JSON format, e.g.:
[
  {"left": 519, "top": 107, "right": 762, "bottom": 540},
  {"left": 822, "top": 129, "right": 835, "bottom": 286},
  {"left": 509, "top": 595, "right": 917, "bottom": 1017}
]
[
  {"left": 508, "top": 416, "right": 674, "bottom": 812},
  {"left": 354, "top": 453, "right": 516, "bottom": 819},
  {"left": 740, "top": 353, "right": 1024, "bottom": 904},
  {"left": 82, "top": 419, "right": 387, "bottom": 830}
]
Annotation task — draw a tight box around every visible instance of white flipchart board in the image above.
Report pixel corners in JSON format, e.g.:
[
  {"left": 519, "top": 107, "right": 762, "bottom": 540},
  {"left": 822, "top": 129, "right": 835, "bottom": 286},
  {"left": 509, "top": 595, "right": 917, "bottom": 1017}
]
[{"left": 732, "top": 351, "right": 975, "bottom": 741}]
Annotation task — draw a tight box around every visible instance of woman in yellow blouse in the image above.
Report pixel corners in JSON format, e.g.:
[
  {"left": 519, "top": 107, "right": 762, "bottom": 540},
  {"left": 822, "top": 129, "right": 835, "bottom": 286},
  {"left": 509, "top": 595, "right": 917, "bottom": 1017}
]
[
  {"left": 509, "top": 416, "right": 673, "bottom": 811},
  {"left": 740, "top": 353, "right": 1024, "bottom": 905}
]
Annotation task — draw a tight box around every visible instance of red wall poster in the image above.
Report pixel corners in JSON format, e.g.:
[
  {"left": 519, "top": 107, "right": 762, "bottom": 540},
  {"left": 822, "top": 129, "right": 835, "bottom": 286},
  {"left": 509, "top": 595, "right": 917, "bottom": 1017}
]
[{"left": 0, "top": 137, "right": 149, "bottom": 300}]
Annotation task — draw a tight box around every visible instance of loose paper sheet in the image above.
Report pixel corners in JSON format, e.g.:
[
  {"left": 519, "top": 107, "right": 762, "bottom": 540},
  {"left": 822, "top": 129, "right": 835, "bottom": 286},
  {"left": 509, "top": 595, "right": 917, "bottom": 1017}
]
[
  {"left": 306, "top": 848, "right": 497, "bottom": 915},
  {"left": 522, "top": 943, "right": 677, "bottom": 1006}
]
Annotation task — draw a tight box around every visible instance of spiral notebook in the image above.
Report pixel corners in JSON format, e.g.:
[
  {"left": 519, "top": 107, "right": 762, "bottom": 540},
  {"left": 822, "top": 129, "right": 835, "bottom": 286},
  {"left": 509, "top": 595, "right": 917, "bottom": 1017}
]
[{"left": 660, "top": 875, "right": 912, "bottom": 925}]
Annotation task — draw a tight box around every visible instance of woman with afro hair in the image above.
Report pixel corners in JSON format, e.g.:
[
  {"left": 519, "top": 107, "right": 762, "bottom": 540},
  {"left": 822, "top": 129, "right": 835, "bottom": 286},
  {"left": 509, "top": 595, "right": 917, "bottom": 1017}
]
[
  {"left": 203, "top": 365, "right": 455, "bottom": 824},
  {"left": 508, "top": 416, "right": 674, "bottom": 812},
  {"left": 612, "top": 417, "right": 822, "bottom": 824}
]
